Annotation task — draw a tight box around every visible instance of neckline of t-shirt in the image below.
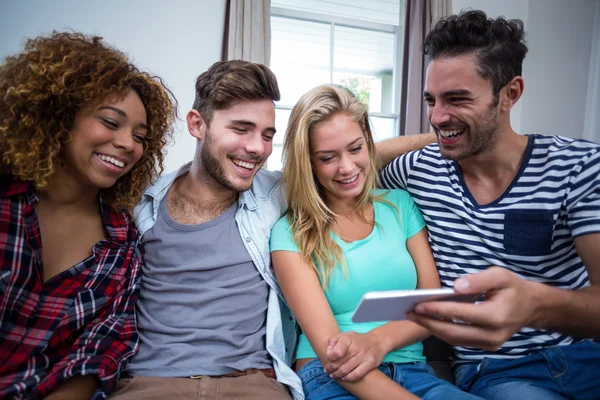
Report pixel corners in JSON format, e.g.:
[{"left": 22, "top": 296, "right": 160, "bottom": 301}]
[
  {"left": 159, "top": 193, "right": 239, "bottom": 231},
  {"left": 452, "top": 134, "right": 535, "bottom": 209},
  {"left": 330, "top": 200, "right": 379, "bottom": 246}
]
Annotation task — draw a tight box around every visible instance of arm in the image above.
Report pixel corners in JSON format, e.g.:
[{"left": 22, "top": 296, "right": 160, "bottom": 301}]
[
  {"left": 325, "top": 229, "right": 441, "bottom": 380},
  {"left": 408, "top": 233, "right": 600, "bottom": 350},
  {"left": 272, "top": 250, "right": 419, "bottom": 400},
  {"left": 45, "top": 375, "right": 96, "bottom": 400},
  {"left": 376, "top": 133, "right": 436, "bottom": 167}
]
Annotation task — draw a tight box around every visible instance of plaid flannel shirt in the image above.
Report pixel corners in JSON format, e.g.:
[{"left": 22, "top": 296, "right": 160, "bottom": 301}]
[{"left": 0, "top": 177, "right": 142, "bottom": 399}]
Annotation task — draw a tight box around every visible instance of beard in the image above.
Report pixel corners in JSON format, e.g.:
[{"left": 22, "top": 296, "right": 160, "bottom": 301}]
[
  {"left": 199, "top": 127, "right": 262, "bottom": 192},
  {"left": 437, "top": 98, "right": 500, "bottom": 161}
]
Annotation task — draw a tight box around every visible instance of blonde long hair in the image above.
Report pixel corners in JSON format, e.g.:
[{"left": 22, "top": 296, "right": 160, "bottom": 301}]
[{"left": 282, "top": 85, "right": 385, "bottom": 288}]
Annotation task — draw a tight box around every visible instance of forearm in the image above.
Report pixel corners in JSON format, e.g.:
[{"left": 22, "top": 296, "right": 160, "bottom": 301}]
[
  {"left": 370, "top": 321, "right": 430, "bottom": 354},
  {"left": 376, "top": 133, "right": 436, "bottom": 167},
  {"left": 45, "top": 375, "right": 97, "bottom": 400},
  {"left": 531, "top": 282, "right": 600, "bottom": 338}
]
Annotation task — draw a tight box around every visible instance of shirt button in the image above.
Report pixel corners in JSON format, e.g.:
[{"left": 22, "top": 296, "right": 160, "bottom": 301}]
[
  {"left": 289, "top": 316, "right": 293, "bottom": 321},
  {"left": 245, "top": 237, "right": 251, "bottom": 242},
  {"left": 285, "top": 348, "right": 288, "bottom": 352}
]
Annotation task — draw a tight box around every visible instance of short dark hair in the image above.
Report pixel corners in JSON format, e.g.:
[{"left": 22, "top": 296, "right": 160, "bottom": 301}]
[
  {"left": 422, "top": 9, "right": 528, "bottom": 95},
  {"left": 192, "top": 60, "right": 280, "bottom": 125}
]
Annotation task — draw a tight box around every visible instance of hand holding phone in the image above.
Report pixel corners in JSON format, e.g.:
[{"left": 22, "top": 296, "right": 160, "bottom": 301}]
[{"left": 352, "top": 288, "right": 483, "bottom": 323}]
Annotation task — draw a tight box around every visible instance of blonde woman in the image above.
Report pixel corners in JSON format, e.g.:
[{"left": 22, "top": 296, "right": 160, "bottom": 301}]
[{"left": 269, "top": 85, "right": 481, "bottom": 400}]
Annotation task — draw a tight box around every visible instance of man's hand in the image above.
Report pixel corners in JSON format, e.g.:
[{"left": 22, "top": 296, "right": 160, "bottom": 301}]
[
  {"left": 407, "top": 267, "right": 539, "bottom": 351},
  {"left": 323, "top": 331, "right": 386, "bottom": 381}
]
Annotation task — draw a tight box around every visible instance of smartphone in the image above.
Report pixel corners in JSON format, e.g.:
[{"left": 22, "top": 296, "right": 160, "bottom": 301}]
[{"left": 351, "top": 288, "right": 482, "bottom": 323}]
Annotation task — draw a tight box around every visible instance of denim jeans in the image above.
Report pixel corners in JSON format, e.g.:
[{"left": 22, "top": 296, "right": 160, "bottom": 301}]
[
  {"left": 454, "top": 340, "right": 600, "bottom": 400},
  {"left": 298, "top": 359, "right": 482, "bottom": 400}
]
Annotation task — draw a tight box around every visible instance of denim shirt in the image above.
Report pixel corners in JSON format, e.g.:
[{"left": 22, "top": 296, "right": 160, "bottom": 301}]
[{"left": 133, "top": 163, "right": 303, "bottom": 400}]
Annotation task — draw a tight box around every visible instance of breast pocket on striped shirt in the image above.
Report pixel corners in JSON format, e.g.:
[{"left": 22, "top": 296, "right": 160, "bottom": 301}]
[{"left": 503, "top": 211, "right": 554, "bottom": 256}]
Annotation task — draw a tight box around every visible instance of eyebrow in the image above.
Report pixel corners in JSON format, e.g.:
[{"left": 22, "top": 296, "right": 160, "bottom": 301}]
[
  {"left": 98, "top": 106, "right": 148, "bottom": 130},
  {"left": 423, "top": 89, "right": 473, "bottom": 98},
  {"left": 231, "top": 119, "right": 276, "bottom": 134},
  {"left": 314, "top": 137, "right": 364, "bottom": 155}
]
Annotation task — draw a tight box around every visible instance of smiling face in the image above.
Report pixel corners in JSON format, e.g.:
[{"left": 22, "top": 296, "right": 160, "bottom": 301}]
[
  {"left": 63, "top": 89, "right": 147, "bottom": 190},
  {"left": 424, "top": 55, "right": 502, "bottom": 161},
  {"left": 310, "top": 112, "right": 370, "bottom": 205},
  {"left": 197, "top": 99, "right": 276, "bottom": 193}
]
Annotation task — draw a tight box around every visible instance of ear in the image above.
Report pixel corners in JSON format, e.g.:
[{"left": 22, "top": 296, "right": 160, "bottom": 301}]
[
  {"left": 187, "top": 109, "right": 207, "bottom": 140},
  {"left": 500, "top": 76, "right": 524, "bottom": 112}
]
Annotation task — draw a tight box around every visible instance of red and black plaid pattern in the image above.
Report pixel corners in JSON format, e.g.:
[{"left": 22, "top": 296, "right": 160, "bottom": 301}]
[{"left": 0, "top": 177, "right": 142, "bottom": 399}]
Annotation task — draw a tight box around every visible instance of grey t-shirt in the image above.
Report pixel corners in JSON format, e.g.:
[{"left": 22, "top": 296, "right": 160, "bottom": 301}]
[{"left": 127, "top": 195, "right": 271, "bottom": 376}]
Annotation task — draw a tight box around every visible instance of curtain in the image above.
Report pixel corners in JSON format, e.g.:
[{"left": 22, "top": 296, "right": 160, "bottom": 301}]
[
  {"left": 223, "top": 0, "right": 271, "bottom": 65},
  {"left": 398, "top": 0, "right": 452, "bottom": 136}
]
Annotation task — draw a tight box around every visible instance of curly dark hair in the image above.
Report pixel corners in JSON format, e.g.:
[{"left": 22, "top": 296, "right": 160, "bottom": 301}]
[
  {"left": 0, "top": 31, "right": 177, "bottom": 211},
  {"left": 192, "top": 60, "right": 280, "bottom": 125},
  {"left": 422, "top": 9, "right": 528, "bottom": 96}
]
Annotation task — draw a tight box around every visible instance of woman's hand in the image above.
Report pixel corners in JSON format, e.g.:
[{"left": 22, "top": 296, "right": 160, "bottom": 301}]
[{"left": 324, "top": 331, "right": 386, "bottom": 381}]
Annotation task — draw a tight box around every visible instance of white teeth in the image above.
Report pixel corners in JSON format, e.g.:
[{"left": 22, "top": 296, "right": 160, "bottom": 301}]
[
  {"left": 339, "top": 175, "right": 358, "bottom": 184},
  {"left": 439, "top": 129, "right": 464, "bottom": 138},
  {"left": 96, "top": 153, "right": 125, "bottom": 168},
  {"left": 233, "top": 159, "right": 256, "bottom": 170}
]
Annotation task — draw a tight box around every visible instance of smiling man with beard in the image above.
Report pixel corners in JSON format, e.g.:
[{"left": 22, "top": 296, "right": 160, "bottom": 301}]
[
  {"left": 379, "top": 9, "right": 600, "bottom": 400},
  {"left": 109, "top": 60, "right": 302, "bottom": 400}
]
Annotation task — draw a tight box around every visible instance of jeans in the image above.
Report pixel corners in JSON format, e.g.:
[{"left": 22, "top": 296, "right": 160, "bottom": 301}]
[
  {"left": 298, "top": 359, "right": 482, "bottom": 400},
  {"left": 454, "top": 340, "right": 600, "bottom": 400}
]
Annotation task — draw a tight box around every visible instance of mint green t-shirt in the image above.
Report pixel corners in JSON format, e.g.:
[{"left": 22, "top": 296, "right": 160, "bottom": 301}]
[{"left": 269, "top": 189, "right": 427, "bottom": 364}]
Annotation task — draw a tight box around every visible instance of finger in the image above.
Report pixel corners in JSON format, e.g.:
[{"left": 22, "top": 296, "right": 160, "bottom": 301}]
[
  {"left": 453, "top": 267, "right": 513, "bottom": 294},
  {"left": 414, "top": 297, "right": 506, "bottom": 328},
  {"left": 328, "top": 353, "right": 363, "bottom": 380},
  {"left": 407, "top": 312, "right": 503, "bottom": 350},
  {"left": 326, "top": 334, "right": 352, "bottom": 362},
  {"left": 324, "top": 349, "right": 355, "bottom": 374}
]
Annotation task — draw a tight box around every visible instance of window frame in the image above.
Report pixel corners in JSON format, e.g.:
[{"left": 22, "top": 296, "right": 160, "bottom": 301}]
[{"left": 268, "top": 5, "right": 404, "bottom": 170}]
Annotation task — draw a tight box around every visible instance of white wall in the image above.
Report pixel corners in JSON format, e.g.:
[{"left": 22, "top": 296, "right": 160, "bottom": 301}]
[
  {"left": 0, "top": 0, "right": 227, "bottom": 172},
  {"left": 453, "top": 0, "right": 600, "bottom": 141}
]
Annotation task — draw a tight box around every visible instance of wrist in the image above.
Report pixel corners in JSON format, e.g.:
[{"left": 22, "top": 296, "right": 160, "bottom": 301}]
[
  {"left": 526, "top": 280, "right": 552, "bottom": 329},
  {"left": 367, "top": 329, "right": 392, "bottom": 356}
]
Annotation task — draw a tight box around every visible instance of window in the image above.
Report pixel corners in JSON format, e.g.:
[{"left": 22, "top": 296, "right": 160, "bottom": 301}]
[{"left": 269, "top": 0, "right": 405, "bottom": 170}]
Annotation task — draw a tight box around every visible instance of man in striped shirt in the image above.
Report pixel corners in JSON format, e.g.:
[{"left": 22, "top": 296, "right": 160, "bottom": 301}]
[{"left": 379, "top": 10, "right": 600, "bottom": 400}]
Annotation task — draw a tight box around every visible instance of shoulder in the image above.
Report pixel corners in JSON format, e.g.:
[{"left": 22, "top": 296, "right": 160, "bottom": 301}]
[
  {"left": 531, "top": 133, "right": 600, "bottom": 158},
  {"left": 374, "top": 188, "right": 413, "bottom": 204},
  {"left": 272, "top": 213, "right": 292, "bottom": 234}
]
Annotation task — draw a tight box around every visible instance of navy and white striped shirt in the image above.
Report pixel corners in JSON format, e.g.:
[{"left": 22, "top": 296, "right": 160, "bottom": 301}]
[{"left": 381, "top": 134, "right": 600, "bottom": 362}]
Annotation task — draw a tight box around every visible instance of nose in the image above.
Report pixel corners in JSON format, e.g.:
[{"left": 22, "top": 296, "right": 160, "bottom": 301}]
[
  {"left": 245, "top": 132, "right": 268, "bottom": 157},
  {"left": 429, "top": 103, "right": 451, "bottom": 127},
  {"left": 113, "top": 129, "right": 136, "bottom": 152},
  {"left": 338, "top": 153, "right": 354, "bottom": 175}
]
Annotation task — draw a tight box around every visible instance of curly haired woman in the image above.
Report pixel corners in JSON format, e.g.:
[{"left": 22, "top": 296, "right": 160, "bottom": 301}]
[{"left": 0, "top": 32, "right": 176, "bottom": 399}]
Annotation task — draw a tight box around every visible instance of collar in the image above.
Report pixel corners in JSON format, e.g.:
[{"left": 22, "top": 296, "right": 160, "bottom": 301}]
[
  {"left": 0, "top": 176, "right": 133, "bottom": 243},
  {"left": 0, "top": 175, "right": 33, "bottom": 198},
  {"left": 238, "top": 186, "right": 258, "bottom": 210},
  {"left": 100, "top": 199, "right": 135, "bottom": 243},
  {"left": 143, "top": 162, "right": 192, "bottom": 201}
]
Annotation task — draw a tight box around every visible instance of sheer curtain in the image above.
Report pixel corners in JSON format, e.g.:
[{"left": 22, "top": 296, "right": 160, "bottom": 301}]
[
  {"left": 223, "top": 0, "right": 271, "bottom": 64},
  {"left": 398, "top": 0, "right": 452, "bottom": 136}
]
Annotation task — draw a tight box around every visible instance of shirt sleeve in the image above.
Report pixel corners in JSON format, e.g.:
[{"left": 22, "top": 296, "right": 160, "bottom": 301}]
[
  {"left": 392, "top": 189, "right": 426, "bottom": 239},
  {"left": 270, "top": 214, "right": 300, "bottom": 253},
  {"left": 38, "top": 246, "right": 143, "bottom": 399},
  {"left": 379, "top": 150, "right": 421, "bottom": 190},
  {"left": 566, "top": 148, "right": 600, "bottom": 237}
]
